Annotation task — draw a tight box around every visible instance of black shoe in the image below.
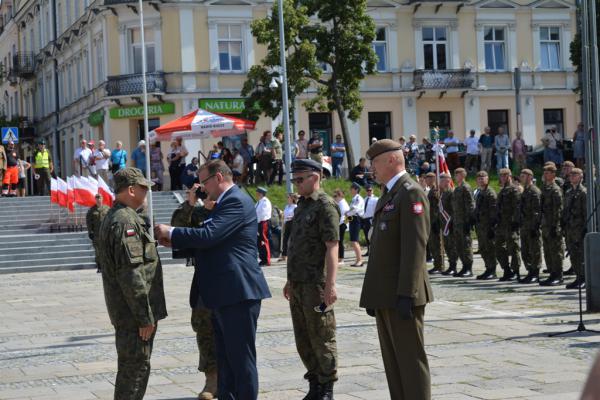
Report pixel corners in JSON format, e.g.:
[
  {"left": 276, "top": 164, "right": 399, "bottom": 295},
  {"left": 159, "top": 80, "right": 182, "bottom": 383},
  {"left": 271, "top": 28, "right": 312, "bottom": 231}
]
[
  {"left": 362, "top": 252, "right": 369, "bottom": 257},
  {"left": 518, "top": 271, "right": 539, "bottom": 284},
  {"left": 319, "top": 382, "right": 334, "bottom": 400},
  {"left": 303, "top": 379, "right": 320, "bottom": 400},
  {"left": 426, "top": 257, "right": 433, "bottom": 263},
  {"left": 476, "top": 269, "right": 497, "bottom": 280},
  {"left": 428, "top": 267, "right": 443, "bottom": 275},
  {"left": 543, "top": 268, "right": 549, "bottom": 273},
  {"left": 456, "top": 266, "right": 473, "bottom": 278},
  {"left": 566, "top": 278, "right": 585, "bottom": 290},
  {"left": 564, "top": 267, "right": 575, "bottom": 276},
  {"left": 498, "top": 270, "right": 517, "bottom": 282},
  {"left": 441, "top": 267, "right": 457, "bottom": 276},
  {"left": 539, "top": 274, "right": 564, "bottom": 286}
]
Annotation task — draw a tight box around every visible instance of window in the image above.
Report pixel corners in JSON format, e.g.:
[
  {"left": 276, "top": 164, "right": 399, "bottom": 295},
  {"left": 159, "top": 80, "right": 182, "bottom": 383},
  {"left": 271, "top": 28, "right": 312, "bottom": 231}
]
[
  {"left": 368, "top": 112, "right": 391, "bottom": 141},
  {"left": 67, "top": 63, "right": 73, "bottom": 103},
  {"left": 76, "top": 57, "right": 82, "bottom": 98},
  {"left": 57, "top": 3, "right": 62, "bottom": 33},
  {"left": 74, "top": 0, "right": 79, "bottom": 21},
  {"left": 543, "top": 109, "right": 564, "bottom": 138},
  {"left": 65, "top": 0, "right": 71, "bottom": 28},
  {"left": 484, "top": 27, "right": 506, "bottom": 71},
  {"left": 309, "top": 113, "right": 332, "bottom": 155},
  {"left": 540, "top": 26, "right": 560, "bottom": 70},
  {"left": 428, "top": 111, "right": 451, "bottom": 140},
  {"left": 487, "top": 110, "right": 509, "bottom": 137},
  {"left": 130, "top": 27, "right": 155, "bottom": 74},
  {"left": 218, "top": 24, "right": 243, "bottom": 72},
  {"left": 137, "top": 119, "right": 160, "bottom": 142},
  {"left": 95, "top": 37, "right": 104, "bottom": 84},
  {"left": 422, "top": 26, "right": 447, "bottom": 70},
  {"left": 372, "top": 27, "right": 388, "bottom": 72}
]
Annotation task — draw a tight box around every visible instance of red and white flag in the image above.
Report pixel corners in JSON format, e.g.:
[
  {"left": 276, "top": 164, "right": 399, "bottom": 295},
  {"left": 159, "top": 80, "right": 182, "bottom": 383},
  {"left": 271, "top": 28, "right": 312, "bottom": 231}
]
[
  {"left": 66, "top": 176, "right": 75, "bottom": 212},
  {"left": 74, "top": 176, "right": 97, "bottom": 207},
  {"left": 97, "top": 176, "right": 114, "bottom": 207},
  {"left": 57, "top": 177, "right": 68, "bottom": 208},
  {"left": 50, "top": 178, "right": 58, "bottom": 204},
  {"left": 434, "top": 140, "right": 453, "bottom": 236}
]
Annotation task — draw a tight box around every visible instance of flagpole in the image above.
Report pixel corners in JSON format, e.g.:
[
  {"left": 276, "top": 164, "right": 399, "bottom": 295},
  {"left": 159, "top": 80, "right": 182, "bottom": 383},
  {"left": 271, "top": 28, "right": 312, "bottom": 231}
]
[
  {"left": 434, "top": 128, "right": 445, "bottom": 269},
  {"left": 139, "top": 0, "right": 155, "bottom": 237}
]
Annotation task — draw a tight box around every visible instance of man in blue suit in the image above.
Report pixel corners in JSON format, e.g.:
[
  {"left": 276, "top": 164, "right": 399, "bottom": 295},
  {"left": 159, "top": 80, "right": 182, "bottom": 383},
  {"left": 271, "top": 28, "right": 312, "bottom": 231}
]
[{"left": 154, "top": 159, "right": 271, "bottom": 400}]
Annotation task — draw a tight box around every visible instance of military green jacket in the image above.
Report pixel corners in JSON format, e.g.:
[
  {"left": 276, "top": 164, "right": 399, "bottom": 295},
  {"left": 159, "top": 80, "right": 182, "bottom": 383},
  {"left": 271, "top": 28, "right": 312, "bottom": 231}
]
[
  {"left": 519, "top": 184, "right": 541, "bottom": 231},
  {"left": 451, "top": 182, "right": 475, "bottom": 226},
  {"left": 427, "top": 186, "right": 441, "bottom": 233},
  {"left": 541, "top": 181, "right": 563, "bottom": 232},
  {"left": 86, "top": 205, "right": 110, "bottom": 242},
  {"left": 497, "top": 183, "right": 520, "bottom": 229},
  {"left": 474, "top": 186, "right": 497, "bottom": 229},
  {"left": 171, "top": 201, "right": 212, "bottom": 228},
  {"left": 98, "top": 202, "right": 167, "bottom": 329},
  {"left": 360, "top": 173, "right": 433, "bottom": 309},
  {"left": 562, "top": 184, "right": 587, "bottom": 233},
  {"left": 287, "top": 190, "right": 340, "bottom": 283}
]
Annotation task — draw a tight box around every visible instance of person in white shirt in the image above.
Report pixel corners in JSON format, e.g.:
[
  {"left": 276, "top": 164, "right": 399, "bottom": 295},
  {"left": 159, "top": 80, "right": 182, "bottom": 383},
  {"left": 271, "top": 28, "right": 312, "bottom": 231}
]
[
  {"left": 443, "top": 131, "right": 460, "bottom": 172},
  {"left": 279, "top": 193, "right": 299, "bottom": 262},
  {"left": 333, "top": 188, "right": 350, "bottom": 265},
  {"left": 361, "top": 184, "right": 379, "bottom": 256},
  {"left": 464, "top": 129, "right": 480, "bottom": 176},
  {"left": 93, "top": 140, "right": 111, "bottom": 183},
  {"left": 232, "top": 148, "right": 245, "bottom": 183},
  {"left": 73, "top": 138, "right": 93, "bottom": 177},
  {"left": 346, "top": 183, "right": 366, "bottom": 266},
  {"left": 255, "top": 187, "right": 272, "bottom": 266}
]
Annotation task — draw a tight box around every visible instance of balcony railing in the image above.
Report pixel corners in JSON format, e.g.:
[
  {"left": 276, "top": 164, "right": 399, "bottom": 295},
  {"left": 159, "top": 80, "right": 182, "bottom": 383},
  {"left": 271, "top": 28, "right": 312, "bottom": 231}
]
[
  {"left": 105, "top": 72, "right": 166, "bottom": 97},
  {"left": 104, "top": 0, "right": 148, "bottom": 4},
  {"left": 12, "top": 52, "right": 36, "bottom": 78},
  {"left": 413, "top": 69, "right": 474, "bottom": 90}
]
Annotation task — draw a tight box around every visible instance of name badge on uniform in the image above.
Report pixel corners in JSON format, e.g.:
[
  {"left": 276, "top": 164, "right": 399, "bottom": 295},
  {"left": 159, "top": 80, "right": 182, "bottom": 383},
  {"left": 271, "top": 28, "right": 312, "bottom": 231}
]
[
  {"left": 383, "top": 202, "right": 395, "bottom": 212},
  {"left": 379, "top": 221, "right": 388, "bottom": 231}
]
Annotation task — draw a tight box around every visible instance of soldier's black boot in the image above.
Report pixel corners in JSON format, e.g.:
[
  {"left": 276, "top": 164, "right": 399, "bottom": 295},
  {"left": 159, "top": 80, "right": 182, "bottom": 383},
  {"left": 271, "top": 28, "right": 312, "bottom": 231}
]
[
  {"left": 456, "top": 263, "right": 473, "bottom": 278},
  {"left": 476, "top": 266, "right": 497, "bottom": 280},
  {"left": 442, "top": 263, "right": 457, "bottom": 276},
  {"left": 498, "top": 268, "right": 516, "bottom": 282},
  {"left": 564, "top": 267, "right": 575, "bottom": 276},
  {"left": 540, "top": 273, "right": 564, "bottom": 286},
  {"left": 519, "top": 270, "right": 539, "bottom": 284},
  {"left": 319, "top": 382, "right": 334, "bottom": 400},
  {"left": 303, "top": 379, "right": 320, "bottom": 400},
  {"left": 566, "top": 276, "right": 585, "bottom": 289},
  {"left": 428, "top": 266, "right": 443, "bottom": 275}
]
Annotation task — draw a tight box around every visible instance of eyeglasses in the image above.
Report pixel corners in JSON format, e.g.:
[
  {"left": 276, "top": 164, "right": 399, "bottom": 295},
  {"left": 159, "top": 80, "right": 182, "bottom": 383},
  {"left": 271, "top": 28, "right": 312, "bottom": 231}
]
[
  {"left": 200, "top": 174, "right": 216, "bottom": 185},
  {"left": 292, "top": 174, "right": 314, "bottom": 184}
]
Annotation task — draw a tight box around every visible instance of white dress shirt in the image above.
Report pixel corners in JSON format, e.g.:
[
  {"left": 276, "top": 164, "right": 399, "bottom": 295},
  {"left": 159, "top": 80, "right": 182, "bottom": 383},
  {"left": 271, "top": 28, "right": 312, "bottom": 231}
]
[
  {"left": 255, "top": 197, "right": 272, "bottom": 223},
  {"left": 347, "top": 194, "right": 365, "bottom": 218},
  {"left": 464, "top": 136, "right": 480, "bottom": 155},
  {"left": 385, "top": 170, "right": 407, "bottom": 192},
  {"left": 74, "top": 147, "right": 92, "bottom": 165},
  {"left": 362, "top": 194, "right": 379, "bottom": 219},
  {"left": 337, "top": 199, "right": 350, "bottom": 226},
  {"left": 283, "top": 204, "right": 297, "bottom": 222}
]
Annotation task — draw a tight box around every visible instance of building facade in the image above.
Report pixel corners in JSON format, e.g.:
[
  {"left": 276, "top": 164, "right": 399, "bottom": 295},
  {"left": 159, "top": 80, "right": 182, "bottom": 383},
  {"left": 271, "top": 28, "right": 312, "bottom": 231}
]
[{"left": 0, "top": 0, "right": 579, "bottom": 178}]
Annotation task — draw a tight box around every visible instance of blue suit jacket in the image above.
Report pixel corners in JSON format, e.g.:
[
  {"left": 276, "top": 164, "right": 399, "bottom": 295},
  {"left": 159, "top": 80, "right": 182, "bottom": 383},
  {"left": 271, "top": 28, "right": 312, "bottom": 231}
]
[{"left": 171, "top": 185, "right": 272, "bottom": 309}]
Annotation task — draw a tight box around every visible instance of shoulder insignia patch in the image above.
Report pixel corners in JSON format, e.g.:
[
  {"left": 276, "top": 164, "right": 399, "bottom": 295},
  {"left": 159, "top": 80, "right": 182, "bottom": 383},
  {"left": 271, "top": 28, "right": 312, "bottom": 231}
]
[
  {"left": 412, "top": 202, "right": 424, "bottom": 215},
  {"left": 126, "top": 228, "right": 136, "bottom": 237}
]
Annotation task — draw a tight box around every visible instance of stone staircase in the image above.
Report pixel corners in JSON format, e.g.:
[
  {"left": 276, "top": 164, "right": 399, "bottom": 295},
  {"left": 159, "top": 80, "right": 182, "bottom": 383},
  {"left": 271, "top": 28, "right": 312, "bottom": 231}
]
[{"left": 0, "top": 191, "right": 185, "bottom": 273}]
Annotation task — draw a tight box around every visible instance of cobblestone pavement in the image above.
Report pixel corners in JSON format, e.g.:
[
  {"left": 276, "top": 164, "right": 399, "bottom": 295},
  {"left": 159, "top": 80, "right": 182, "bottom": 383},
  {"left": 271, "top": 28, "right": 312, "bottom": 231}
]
[{"left": 1, "top": 251, "right": 599, "bottom": 400}]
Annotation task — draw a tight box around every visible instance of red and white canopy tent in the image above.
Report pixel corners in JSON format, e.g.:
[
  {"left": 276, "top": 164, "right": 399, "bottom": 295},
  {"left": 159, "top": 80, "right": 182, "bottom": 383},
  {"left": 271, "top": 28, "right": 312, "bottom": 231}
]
[{"left": 149, "top": 108, "right": 256, "bottom": 142}]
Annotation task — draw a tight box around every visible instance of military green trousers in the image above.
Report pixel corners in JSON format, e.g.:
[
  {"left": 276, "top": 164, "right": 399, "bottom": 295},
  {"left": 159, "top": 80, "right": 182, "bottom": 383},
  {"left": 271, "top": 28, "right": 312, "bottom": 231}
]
[
  {"left": 542, "top": 231, "right": 564, "bottom": 276},
  {"left": 452, "top": 224, "right": 473, "bottom": 266},
  {"left": 289, "top": 281, "right": 338, "bottom": 384},
  {"left": 565, "top": 231, "right": 585, "bottom": 278},
  {"left": 520, "top": 229, "right": 542, "bottom": 272},
  {"left": 428, "top": 232, "right": 443, "bottom": 269},
  {"left": 375, "top": 306, "right": 430, "bottom": 400},
  {"left": 191, "top": 307, "right": 217, "bottom": 374},
  {"left": 475, "top": 225, "right": 496, "bottom": 270},
  {"left": 114, "top": 327, "right": 155, "bottom": 400},
  {"left": 495, "top": 228, "right": 521, "bottom": 273},
  {"left": 442, "top": 233, "right": 457, "bottom": 265}
]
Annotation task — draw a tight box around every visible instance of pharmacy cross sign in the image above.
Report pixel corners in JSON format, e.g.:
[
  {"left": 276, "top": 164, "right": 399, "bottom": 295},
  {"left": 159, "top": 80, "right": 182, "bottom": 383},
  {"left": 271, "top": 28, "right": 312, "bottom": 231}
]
[{"left": 1, "top": 127, "right": 19, "bottom": 144}]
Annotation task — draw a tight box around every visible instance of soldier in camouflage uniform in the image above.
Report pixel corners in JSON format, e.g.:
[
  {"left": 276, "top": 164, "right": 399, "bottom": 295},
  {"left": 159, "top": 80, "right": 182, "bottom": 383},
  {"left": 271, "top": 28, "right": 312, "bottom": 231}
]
[
  {"left": 170, "top": 190, "right": 218, "bottom": 400},
  {"left": 439, "top": 173, "right": 458, "bottom": 275},
  {"left": 518, "top": 169, "right": 543, "bottom": 284},
  {"left": 86, "top": 194, "right": 110, "bottom": 272},
  {"left": 560, "top": 161, "right": 576, "bottom": 276},
  {"left": 562, "top": 168, "right": 587, "bottom": 289},
  {"left": 426, "top": 172, "right": 444, "bottom": 274},
  {"left": 474, "top": 171, "right": 498, "bottom": 280},
  {"left": 450, "top": 168, "right": 475, "bottom": 277},
  {"left": 540, "top": 164, "right": 565, "bottom": 286},
  {"left": 97, "top": 168, "right": 167, "bottom": 400},
  {"left": 284, "top": 159, "right": 340, "bottom": 400},
  {"left": 495, "top": 168, "right": 522, "bottom": 281}
]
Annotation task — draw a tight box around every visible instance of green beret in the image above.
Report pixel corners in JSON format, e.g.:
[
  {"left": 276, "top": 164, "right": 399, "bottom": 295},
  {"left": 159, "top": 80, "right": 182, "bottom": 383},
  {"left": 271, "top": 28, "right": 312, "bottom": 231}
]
[{"left": 366, "top": 139, "right": 403, "bottom": 160}]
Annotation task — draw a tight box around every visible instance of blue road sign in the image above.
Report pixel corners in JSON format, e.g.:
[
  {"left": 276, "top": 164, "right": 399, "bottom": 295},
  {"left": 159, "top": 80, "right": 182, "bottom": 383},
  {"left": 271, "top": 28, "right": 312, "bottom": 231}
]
[{"left": 1, "top": 127, "right": 19, "bottom": 144}]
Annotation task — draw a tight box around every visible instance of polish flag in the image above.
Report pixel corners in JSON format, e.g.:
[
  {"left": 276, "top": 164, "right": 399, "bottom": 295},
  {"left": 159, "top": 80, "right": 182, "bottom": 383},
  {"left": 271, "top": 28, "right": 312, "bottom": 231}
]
[
  {"left": 74, "top": 176, "right": 97, "bottom": 207},
  {"left": 97, "top": 176, "right": 114, "bottom": 207},
  {"left": 50, "top": 178, "right": 58, "bottom": 204},
  {"left": 66, "top": 176, "right": 75, "bottom": 212},
  {"left": 57, "top": 177, "right": 68, "bottom": 208},
  {"left": 434, "top": 140, "right": 453, "bottom": 236}
]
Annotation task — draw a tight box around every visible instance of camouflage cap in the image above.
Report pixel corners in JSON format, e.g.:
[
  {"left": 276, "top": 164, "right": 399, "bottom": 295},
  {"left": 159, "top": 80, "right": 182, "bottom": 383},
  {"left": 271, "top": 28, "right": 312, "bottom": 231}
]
[
  {"left": 498, "top": 168, "right": 511, "bottom": 176},
  {"left": 476, "top": 171, "right": 488, "bottom": 178},
  {"left": 425, "top": 172, "right": 436, "bottom": 178},
  {"left": 454, "top": 167, "right": 467, "bottom": 175},
  {"left": 366, "top": 139, "right": 403, "bottom": 160},
  {"left": 520, "top": 169, "right": 534, "bottom": 176},
  {"left": 544, "top": 161, "right": 557, "bottom": 168},
  {"left": 114, "top": 167, "right": 154, "bottom": 193},
  {"left": 543, "top": 164, "right": 557, "bottom": 172},
  {"left": 570, "top": 168, "right": 583, "bottom": 175},
  {"left": 562, "top": 160, "right": 575, "bottom": 168}
]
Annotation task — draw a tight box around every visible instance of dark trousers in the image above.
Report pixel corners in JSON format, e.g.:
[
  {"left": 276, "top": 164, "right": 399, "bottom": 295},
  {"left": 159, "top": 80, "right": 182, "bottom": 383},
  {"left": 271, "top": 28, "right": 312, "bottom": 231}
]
[
  {"left": 361, "top": 218, "right": 372, "bottom": 248},
  {"left": 36, "top": 168, "right": 51, "bottom": 196},
  {"left": 169, "top": 164, "right": 182, "bottom": 190},
  {"left": 269, "top": 159, "right": 284, "bottom": 185},
  {"left": 212, "top": 299, "right": 261, "bottom": 400},
  {"left": 447, "top": 152, "right": 460, "bottom": 172},
  {"left": 376, "top": 306, "right": 430, "bottom": 400},
  {"left": 338, "top": 224, "right": 347, "bottom": 260},
  {"left": 257, "top": 221, "right": 271, "bottom": 265},
  {"left": 282, "top": 220, "right": 293, "bottom": 256}
]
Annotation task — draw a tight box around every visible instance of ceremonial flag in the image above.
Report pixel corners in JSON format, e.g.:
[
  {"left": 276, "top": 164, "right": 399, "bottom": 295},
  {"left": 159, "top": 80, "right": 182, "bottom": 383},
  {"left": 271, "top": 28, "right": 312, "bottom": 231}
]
[
  {"left": 57, "top": 177, "right": 68, "bottom": 208},
  {"left": 73, "top": 176, "right": 97, "bottom": 207},
  {"left": 50, "top": 178, "right": 58, "bottom": 204},
  {"left": 434, "top": 137, "right": 452, "bottom": 236},
  {"left": 97, "top": 176, "right": 114, "bottom": 207},
  {"left": 66, "top": 176, "right": 75, "bottom": 212}
]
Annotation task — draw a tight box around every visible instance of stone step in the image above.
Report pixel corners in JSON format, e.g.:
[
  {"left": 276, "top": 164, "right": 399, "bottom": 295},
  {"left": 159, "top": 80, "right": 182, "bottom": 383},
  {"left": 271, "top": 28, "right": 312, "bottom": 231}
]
[{"left": 0, "top": 243, "right": 93, "bottom": 254}]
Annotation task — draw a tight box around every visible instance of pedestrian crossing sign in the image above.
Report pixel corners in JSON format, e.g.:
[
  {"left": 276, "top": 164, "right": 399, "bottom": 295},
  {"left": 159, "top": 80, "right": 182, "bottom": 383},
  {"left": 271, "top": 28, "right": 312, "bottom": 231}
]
[{"left": 1, "top": 127, "right": 19, "bottom": 144}]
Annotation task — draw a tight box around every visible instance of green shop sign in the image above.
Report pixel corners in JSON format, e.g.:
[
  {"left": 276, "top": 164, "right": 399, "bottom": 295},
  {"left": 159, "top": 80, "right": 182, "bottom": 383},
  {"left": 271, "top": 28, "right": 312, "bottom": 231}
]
[
  {"left": 88, "top": 109, "right": 104, "bottom": 126},
  {"left": 199, "top": 98, "right": 246, "bottom": 114},
  {"left": 109, "top": 102, "right": 175, "bottom": 119}
]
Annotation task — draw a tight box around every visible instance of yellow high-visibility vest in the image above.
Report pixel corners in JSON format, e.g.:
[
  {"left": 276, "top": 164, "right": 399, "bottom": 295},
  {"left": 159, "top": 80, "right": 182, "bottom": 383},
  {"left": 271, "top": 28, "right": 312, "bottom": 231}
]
[{"left": 34, "top": 150, "right": 51, "bottom": 169}]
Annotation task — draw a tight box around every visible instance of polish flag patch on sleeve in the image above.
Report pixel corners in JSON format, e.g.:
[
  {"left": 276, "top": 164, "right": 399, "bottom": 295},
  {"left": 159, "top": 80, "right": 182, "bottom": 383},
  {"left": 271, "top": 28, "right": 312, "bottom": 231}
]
[
  {"left": 412, "top": 202, "right": 424, "bottom": 215},
  {"left": 126, "top": 228, "right": 136, "bottom": 237}
]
